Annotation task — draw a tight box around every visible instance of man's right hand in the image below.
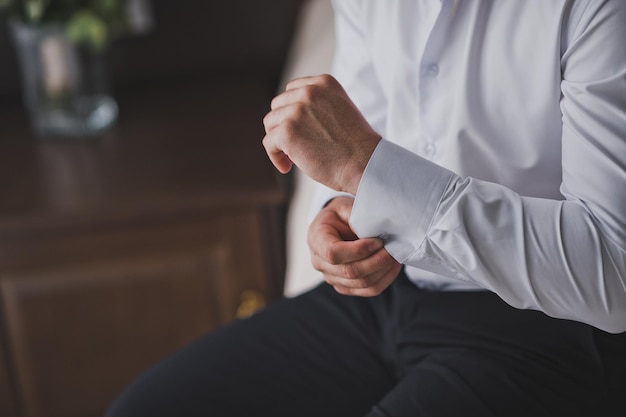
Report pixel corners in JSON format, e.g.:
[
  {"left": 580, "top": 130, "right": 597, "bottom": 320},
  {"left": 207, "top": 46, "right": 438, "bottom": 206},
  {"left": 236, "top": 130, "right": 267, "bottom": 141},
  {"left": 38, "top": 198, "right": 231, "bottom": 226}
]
[{"left": 307, "top": 196, "right": 402, "bottom": 297}]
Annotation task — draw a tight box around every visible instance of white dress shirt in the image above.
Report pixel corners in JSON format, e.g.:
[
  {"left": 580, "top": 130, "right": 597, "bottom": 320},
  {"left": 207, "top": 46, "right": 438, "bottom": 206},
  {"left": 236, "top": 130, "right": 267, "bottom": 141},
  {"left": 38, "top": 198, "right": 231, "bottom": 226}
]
[{"left": 313, "top": 0, "right": 626, "bottom": 333}]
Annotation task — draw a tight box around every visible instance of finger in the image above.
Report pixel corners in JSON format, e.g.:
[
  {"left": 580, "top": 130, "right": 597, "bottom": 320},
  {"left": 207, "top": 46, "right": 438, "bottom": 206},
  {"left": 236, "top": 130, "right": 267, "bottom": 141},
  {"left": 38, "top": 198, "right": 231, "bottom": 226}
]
[
  {"left": 285, "top": 75, "right": 325, "bottom": 91},
  {"left": 315, "top": 247, "right": 397, "bottom": 282},
  {"left": 312, "top": 233, "right": 384, "bottom": 265},
  {"left": 322, "top": 267, "right": 384, "bottom": 290},
  {"left": 270, "top": 88, "right": 303, "bottom": 111},
  {"left": 308, "top": 198, "right": 381, "bottom": 265},
  {"left": 262, "top": 133, "right": 293, "bottom": 174},
  {"left": 310, "top": 206, "right": 358, "bottom": 243},
  {"left": 263, "top": 105, "right": 293, "bottom": 134},
  {"left": 285, "top": 74, "right": 341, "bottom": 93},
  {"left": 329, "top": 262, "right": 402, "bottom": 297}
]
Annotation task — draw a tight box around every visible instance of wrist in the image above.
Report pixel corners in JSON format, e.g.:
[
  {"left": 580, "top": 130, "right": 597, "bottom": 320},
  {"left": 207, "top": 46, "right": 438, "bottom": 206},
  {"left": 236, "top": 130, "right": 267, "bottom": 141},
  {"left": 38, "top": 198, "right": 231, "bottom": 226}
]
[{"left": 344, "top": 134, "right": 381, "bottom": 195}]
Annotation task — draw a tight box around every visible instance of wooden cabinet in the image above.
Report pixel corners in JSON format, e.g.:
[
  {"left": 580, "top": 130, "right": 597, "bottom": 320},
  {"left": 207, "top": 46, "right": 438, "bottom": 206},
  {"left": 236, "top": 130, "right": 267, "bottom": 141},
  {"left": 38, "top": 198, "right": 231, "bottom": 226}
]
[{"left": 0, "top": 78, "right": 287, "bottom": 417}]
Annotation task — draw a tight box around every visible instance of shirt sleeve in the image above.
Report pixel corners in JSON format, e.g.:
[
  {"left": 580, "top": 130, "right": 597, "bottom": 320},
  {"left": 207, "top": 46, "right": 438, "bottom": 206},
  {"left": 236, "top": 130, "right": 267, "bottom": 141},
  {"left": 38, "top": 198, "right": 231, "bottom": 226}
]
[{"left": 350, "top": 1, "right": 626, "bottom": 333}]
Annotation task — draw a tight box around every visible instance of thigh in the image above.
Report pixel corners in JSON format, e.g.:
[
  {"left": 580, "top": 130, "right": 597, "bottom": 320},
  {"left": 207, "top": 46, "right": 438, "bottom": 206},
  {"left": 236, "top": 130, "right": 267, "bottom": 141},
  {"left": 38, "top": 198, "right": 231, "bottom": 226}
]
[
  {"left": 594, "top": 329, "right": 626, "bottom": 417},
  {"left": 368, "top": 348, "right": 604, "bottom": 417},
  {"left": 105, "top": 283, "right": 396, "bottom": 417},
  {"left": 369, "top": 284, "right": 610, "bottom": 417}
]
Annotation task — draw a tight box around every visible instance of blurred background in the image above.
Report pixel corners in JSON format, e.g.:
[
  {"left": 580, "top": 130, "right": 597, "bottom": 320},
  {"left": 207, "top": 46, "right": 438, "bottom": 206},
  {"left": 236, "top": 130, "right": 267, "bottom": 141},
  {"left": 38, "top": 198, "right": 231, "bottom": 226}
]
[
  {"left": 0, "top": 1, "right": 305, "bottom": 416},
  {"left": 0, "top": 0, "right": 301, "bottom": 103}
]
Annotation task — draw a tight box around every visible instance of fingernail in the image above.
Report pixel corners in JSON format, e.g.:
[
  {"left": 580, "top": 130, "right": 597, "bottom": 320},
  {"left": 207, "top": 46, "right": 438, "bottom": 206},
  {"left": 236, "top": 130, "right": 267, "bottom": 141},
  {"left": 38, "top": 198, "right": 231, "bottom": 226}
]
[{"left": 369, "top": 239, "right": 384, "bottom": 252}]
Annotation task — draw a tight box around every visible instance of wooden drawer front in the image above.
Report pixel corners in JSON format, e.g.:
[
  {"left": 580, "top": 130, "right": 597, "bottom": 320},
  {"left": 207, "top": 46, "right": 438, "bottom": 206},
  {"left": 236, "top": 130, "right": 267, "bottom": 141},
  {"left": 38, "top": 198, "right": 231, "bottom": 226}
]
[
  {"left": 0, "top": 336, "right": 18, "bottom": 417},
  {"left": 0, "top": 247, "right": 228, "bottom": 417},
  {"left": 0, "top": 210, "right": 267, "bottom": 417}
]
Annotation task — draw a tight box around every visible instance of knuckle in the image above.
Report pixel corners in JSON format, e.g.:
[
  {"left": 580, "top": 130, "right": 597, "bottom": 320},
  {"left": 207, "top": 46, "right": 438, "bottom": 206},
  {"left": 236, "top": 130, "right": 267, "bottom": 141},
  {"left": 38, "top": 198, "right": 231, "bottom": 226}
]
[
  {"left": 306, "top": 232, "right": 318, "bottom": 251},
  {"left": 302, "top": 85, "right": 319, "bottom": 102},
  {"left": 262, "top": 112, "right": 271, "bottom": 128},
  {"left": 375, "top": 250, "right": 394, "bottom": 268},
  {"left": 310, "top": 257, "right": 324, "bottom": 273},
  {"left": 282, "top": 119, "right": 298, "bottom": 137},
  {"left": 319, "top": 74, "right": 335, "bottom": 87},
  {"left": 341, "top": 263, "right": 361, "bottom": 280},
  {"left": 293, "top": 102, "right": 307, "bottom": 118},
  {"left": 376, "top": 255, "right": 393, "bottom": 270},
  {"left": 270, "top": 95, "right": 283, "bottom": 110},
  {"left": 324, "top": 246, "right": 341, "bottom": 265}
]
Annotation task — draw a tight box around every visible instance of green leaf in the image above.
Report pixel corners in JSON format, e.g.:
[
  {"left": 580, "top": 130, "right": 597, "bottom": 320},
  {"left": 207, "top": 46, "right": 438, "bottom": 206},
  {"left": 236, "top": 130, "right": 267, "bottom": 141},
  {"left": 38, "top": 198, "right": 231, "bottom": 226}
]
[
  {"left": 66, "top": 10, "right": 108, "bottom": 50},
  {"left": 24, "top": 0, "right": 49, "bottom": 23}
]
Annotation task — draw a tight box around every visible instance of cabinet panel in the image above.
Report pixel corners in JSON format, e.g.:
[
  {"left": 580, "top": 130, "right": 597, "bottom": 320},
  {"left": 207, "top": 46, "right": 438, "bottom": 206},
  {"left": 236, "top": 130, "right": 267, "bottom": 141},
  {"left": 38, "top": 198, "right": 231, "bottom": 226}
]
[
  {"left": 0, "top": 337, "right": 19, "bottom": 417},
  {"left": 0, "top": 247, "right": 229, "bottom": 417},
  {"left": 0, "top": 206, "right": 279, "bottom": 417}
]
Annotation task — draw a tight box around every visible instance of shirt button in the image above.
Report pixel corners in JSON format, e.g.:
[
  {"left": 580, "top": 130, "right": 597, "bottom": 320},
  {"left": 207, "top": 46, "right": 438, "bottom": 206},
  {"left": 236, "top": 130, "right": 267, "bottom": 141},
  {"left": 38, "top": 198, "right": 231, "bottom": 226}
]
[
  {"left": 427, "top": 64, "right": 439, "bottom": 77},
  {"left": 424, "top": 143, "right": 436, "bottom": 158}
]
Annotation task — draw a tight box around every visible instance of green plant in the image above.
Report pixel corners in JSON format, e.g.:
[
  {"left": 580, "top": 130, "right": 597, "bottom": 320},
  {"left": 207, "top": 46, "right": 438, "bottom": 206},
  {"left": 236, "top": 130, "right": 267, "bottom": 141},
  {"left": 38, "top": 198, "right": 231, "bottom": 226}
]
[{"left": 0, "top": 0, "right": 131, "bottom": 49}]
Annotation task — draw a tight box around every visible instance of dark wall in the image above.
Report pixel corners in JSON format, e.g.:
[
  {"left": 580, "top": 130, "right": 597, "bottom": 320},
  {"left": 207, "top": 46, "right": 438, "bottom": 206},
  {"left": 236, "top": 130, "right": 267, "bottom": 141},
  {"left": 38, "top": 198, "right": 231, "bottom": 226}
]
[{"left": 0, "top": 0, "right": 303, "bottom": 98}]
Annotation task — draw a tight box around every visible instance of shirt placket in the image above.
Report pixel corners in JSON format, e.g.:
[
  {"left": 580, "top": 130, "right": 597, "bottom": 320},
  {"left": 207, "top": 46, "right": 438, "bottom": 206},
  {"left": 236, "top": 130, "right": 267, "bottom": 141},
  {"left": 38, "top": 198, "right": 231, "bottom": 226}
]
[{"left": 418, "top": 0, "right": 458, "bottom": 162}]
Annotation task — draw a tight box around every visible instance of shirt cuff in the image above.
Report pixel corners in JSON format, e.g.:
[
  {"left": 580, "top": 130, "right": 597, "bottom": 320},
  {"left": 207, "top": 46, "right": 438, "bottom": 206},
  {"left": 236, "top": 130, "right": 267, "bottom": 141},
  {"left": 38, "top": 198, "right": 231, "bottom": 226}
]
[
  {"left": 350, "top": 139, "right": 458, "bottom": 263},
  {"left": 308, "top": 183, "right": 354, "bottom": 223}
]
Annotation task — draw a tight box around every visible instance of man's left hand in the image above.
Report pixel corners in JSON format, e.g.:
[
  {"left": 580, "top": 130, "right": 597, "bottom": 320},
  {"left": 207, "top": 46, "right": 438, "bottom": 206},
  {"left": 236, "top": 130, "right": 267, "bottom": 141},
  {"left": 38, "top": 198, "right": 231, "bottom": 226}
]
[{"left": 262, "top": 74, "right": 381, "bottom": 195}]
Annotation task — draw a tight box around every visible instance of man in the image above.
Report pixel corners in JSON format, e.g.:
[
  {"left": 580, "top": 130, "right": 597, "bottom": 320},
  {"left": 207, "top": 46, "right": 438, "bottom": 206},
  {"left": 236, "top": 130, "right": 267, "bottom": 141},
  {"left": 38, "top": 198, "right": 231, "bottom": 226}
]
[{"left": 107, "top": 1, "right": 626, "bottom": 416}]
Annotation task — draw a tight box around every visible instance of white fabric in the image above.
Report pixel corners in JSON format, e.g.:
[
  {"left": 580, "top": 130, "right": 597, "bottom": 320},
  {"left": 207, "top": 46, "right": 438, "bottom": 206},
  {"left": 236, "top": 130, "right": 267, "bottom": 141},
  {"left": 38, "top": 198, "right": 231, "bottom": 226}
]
[{"left": 313, "top": 0, "right": 626, "bottom": 333}]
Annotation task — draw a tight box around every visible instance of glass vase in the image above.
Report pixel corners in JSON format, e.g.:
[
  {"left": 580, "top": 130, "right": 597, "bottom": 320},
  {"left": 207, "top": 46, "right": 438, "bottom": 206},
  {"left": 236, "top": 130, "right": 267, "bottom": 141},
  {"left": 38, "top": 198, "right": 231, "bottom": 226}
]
[{"left": 9, "top": 20, "right": 118, "bottom": 138}]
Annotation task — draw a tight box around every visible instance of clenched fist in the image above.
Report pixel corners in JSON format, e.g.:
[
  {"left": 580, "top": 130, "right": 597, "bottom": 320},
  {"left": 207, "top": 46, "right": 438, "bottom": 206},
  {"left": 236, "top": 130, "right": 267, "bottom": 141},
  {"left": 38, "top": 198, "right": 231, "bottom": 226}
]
[{"left": 262, "top": 74, "right": 381, "bottom": 195}]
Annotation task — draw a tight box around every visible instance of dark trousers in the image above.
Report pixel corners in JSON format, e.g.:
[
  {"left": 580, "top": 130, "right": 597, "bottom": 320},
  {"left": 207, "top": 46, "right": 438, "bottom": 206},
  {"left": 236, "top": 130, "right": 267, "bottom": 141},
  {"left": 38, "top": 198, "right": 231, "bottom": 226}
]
[{"left": 105, "top": 271, "right": 625, "bottom": 417}]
